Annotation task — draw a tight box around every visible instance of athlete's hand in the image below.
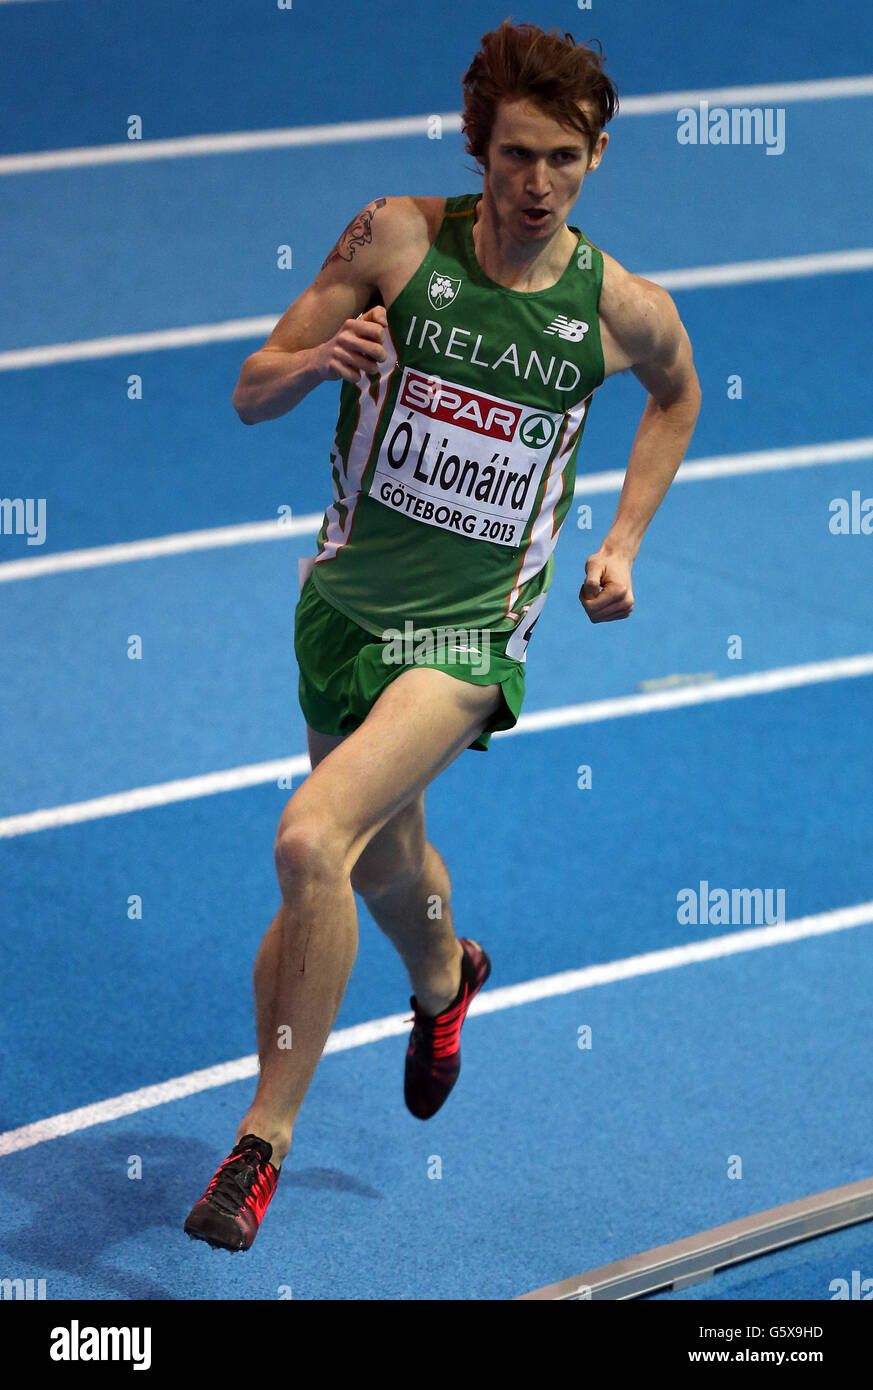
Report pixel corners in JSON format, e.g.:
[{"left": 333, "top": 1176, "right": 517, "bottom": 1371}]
[
  {"left": 316, "top": 305, "right": 389, "bottom": 384},
  {"left": 579, "top": 547, "right": 635, "bottom": 622}
]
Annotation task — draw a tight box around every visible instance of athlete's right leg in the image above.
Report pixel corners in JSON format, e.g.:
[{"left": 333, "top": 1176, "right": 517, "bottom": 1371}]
[{"left": 236, "top": 665, "right": 503, "bottom": 1167}]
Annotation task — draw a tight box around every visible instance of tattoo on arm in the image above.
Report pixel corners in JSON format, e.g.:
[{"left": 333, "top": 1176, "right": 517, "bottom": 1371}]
[{"left": 321, "top": 198, "right": 387, "bottom": 269}]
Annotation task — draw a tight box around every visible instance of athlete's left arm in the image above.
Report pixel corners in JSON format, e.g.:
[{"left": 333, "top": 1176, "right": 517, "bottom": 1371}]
[{"left": 580, "top": 260, "right": 702, "bottom": 623}]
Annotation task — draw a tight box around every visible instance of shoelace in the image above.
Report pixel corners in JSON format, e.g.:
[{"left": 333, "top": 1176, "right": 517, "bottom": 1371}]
[
  {"left": 206, "top": 1149, "right": 265, "bottom": 1216},
  {"left": 410, "top": 987, "right": 470, "bottom": 1059}
]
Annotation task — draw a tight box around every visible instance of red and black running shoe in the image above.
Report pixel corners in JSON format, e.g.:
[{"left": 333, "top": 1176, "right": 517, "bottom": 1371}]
[
  {"left": 404, "top": 937, "right": 491, "bottom": 1120},
  {"left": 184, "top": 1134, "right": 279, "bottom": 1252}
]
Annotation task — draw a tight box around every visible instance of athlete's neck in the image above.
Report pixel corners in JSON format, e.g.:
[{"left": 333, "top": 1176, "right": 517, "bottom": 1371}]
[{"left": 471, "top": 193, "right": 578, "bottom": 293}]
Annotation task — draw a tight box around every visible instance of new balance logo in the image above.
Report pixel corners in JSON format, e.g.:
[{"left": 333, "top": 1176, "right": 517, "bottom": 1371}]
[{"left": 543, "top": 315, "right": 589, "bottom": 341}]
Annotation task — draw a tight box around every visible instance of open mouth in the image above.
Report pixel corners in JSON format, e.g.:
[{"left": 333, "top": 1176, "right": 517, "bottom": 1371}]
[{"left": 521, "top": 207, "right": 551, "bottom": 227}]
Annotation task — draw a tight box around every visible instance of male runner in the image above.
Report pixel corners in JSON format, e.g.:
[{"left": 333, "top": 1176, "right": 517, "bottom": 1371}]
[{"left": 184, "top": 20, "right": 701, "bottom": 1252}]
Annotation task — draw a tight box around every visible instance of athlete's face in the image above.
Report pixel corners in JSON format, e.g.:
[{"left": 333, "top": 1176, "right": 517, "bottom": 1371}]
[{"left": 483, "top": 98, "right": 607, "bottom": 241}]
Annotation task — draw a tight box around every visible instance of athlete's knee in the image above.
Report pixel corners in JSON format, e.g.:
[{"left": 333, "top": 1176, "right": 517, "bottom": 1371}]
[{"left": 273, "top": 807, "right": 342, "bottom": 894}]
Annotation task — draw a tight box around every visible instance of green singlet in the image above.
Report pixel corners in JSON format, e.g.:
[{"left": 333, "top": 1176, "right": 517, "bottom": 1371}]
[{"left": 295, "top": 192, "right": 605, "bottom": 751}]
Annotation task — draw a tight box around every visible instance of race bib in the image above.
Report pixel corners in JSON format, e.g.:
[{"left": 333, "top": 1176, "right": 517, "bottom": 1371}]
[{"left": 370, "top": 368, "right": 567, "bottom": 547}]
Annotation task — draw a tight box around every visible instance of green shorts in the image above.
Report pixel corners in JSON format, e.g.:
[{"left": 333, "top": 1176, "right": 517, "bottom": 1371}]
[{"left": 294, "top": 573, "right": 529, "bottom": 752}]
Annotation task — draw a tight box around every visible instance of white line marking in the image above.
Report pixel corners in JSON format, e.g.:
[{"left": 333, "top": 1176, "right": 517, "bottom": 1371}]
[
  {"left": 0, "top": 756, "right": 311, "bottom": 838},
  {"left": 0, "top": 517, "right": 317, "bottom": 582},
  {"left": 651, "top": 248, "right": 873, "bottom": 289},
  {"left": 1, "top": 435, "right": 870, "bottom": 584},
  {"left": 3, "top": 75, "right": 872, "bottom": 175},
  {"left": 2, "top": 249, "right": 870, "bottom": 372},
  {"left": 501, "top": 653, "right": 873, "bottom": 736},
  {"left": 571, "top": 436, "right": 873, "bottom": 496},
  {"left": 1, "top": 653, "right": 871, "bottom": 840},
  {"left": 1, "top": 897, "right": 870, "bottom": 1156},
  {"left": 618, "top": 74, "right": 873, "bottom": 111},
  {"left": 0, "top": 114, "right": 465, "bottom": 176},
  {"left": 0, "top": 317, "right": 279, "bottom": 370}
]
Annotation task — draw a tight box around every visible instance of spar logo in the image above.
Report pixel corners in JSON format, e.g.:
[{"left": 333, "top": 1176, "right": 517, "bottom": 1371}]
[
  {"left": 401, "top": 370, "right": 520, "bottom": 440},
  {"left": 427, "top": 271, "right": 461, "bottom": 309},
  {"left": 519, "top": 412, "right": 557, "bottom": 448},
  {"left": 399, "top": 371, "right": 556, "bottom": 449}
]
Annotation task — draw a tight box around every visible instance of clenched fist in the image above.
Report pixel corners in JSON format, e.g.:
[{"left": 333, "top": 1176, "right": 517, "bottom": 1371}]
[
  {"left": 317, "top": 305, "right": 390, "bottom": 384},
  {"left": 579, "top": 547, "right": 635, "bottom": 622}
]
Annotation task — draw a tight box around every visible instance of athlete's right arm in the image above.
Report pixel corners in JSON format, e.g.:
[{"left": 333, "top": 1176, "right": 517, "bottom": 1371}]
[{"left": 231, "top": 196, "right": 394, "bottom": 424}]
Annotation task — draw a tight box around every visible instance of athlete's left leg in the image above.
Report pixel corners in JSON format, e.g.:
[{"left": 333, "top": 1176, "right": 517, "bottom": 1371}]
[
  {"left": 296, "top": 727, "right": 472, "bottom": 1015},
  {"left": 353, "top": 806, "right": 473, "bottom": 1017},
  {"left": 249, "top": 747, "right": 466, "bottom": 1060}
]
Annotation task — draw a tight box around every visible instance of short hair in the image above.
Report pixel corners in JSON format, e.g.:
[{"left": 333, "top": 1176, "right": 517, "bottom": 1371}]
[{"left": 461, "top": 19, "right": 619, "bottom": 167}]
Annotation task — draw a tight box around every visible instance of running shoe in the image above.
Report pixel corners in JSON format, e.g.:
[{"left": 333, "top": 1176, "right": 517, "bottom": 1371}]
[
  {"left": 404, "top": 937, "right": 491, "bottom": 1120},
  {"left": 184, "top": 1134, "right": 279, "bottom": 1251}
]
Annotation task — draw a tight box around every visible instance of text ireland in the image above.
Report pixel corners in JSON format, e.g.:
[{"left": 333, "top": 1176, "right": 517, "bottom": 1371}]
[{"left": 404, "top": 316, "right": 583, "bottom": 392}]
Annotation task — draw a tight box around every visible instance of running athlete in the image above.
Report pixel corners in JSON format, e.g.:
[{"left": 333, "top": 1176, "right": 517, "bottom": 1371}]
[{"left": 185, "top": 20, "right": 701, "bottom": 1252}]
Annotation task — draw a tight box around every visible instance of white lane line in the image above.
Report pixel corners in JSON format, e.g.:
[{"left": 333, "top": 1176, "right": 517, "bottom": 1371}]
[
  {"left": 2, "top": 75, "right": 872, "bottom": 175},
  {"left": 1, "top": 897, "right": 870, "bottom": 1156},
  {"left": 0, "top": 316, "right": 279, "bottom": 370},
  {"left": 652, "top": 247, "right": 873, "bottom": 289},
  {"left": 0, "top": 755, "right": 312, "bottom": 838},
  {"left": 618, "top": 74, "right": 873, "bottom": 111},
  {"left": 502, "top": 653, "right": 873, "bottom": 736},
  {"left": 2, "top": 653, "right": 871, "bottom": 840},
  {"left": 0, "top": 114, "right": 465, "bottom": 176},
  {"left": 0, "top": 517, "right": 317, "bottom": 582},
  {"left": 2, "top": 248, "right": 871, "bottom": 372},
  {"left": 572, "top": 435, "right": 873, "bottom": 495},
  {"left": 1, "top": 435, "right": 870, "bottom": 584}
]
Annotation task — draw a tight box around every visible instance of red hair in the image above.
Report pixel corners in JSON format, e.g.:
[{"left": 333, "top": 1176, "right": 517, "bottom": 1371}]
[{"left": 461, "top": 19, "right": 619, "bottom": 167}]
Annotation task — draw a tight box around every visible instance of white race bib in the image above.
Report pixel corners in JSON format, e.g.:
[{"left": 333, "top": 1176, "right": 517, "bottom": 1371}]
[{"left": 370, "top": 368, "right": 567, "bottom": 547}]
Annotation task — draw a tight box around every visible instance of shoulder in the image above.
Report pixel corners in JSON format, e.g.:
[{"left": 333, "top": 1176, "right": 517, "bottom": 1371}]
[
  {"left": 598, "top": 249, "right": 683, "bottom": 370},
  {"left": 319, "top": 194, "right": 444, "bottom": 286},
  {"left": 336, "top": 195, "right": 445, "bottom": 271},
  {"left": 378, "top": 194, "right": 446, "bottom": 244}
]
